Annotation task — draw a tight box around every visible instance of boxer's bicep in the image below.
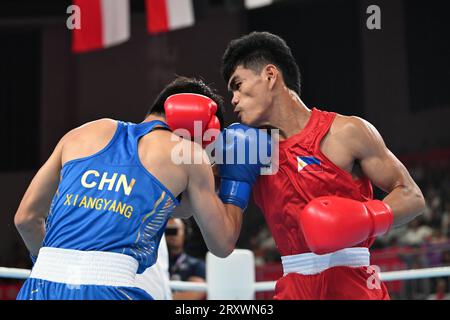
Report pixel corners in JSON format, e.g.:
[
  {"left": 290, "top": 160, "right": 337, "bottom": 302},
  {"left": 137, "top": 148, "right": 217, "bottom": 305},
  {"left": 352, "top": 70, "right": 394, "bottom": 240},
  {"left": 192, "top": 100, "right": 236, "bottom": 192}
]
[
  {"left": 350, "top": 118, "right": 411, "bottom": 192},
  {"left": 350, "top": 118, "right": 425, "bottom": 225},
  {"left": 361, "top": 148, "right": 411, "bottom": 193}
]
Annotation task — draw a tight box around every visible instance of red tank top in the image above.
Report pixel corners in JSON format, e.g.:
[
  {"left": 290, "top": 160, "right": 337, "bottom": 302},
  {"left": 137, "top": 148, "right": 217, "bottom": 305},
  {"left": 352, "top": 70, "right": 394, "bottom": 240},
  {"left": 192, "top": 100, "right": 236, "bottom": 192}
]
[{"left": 253, "top": 108, "right": 375, "bottom": 256}]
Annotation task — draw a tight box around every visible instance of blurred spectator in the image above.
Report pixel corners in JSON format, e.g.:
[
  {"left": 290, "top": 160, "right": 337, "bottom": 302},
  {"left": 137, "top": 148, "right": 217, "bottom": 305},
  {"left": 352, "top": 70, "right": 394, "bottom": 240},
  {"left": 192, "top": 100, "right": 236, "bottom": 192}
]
[
  {"left": 399, "top": 217, "right": 433, "bottom": 247},
  {"left": 427, "top": 279, "right": 450, "bottom": 300},
  {"left": 402, "top": 249, "right": 431, "bottom": 299},
  {"left": 441, "top": 201, "right": 450, "bottom": 238},
  {"left": 250, "top": 225, "right": 279, "bottom": 266},
  {"left": 442, "top": 250, "right": 450, "bottom": 266},
  {"left": 429, "top": 229, "right": 448, "bottom": 245},
  {"left": 166, "top": 218, "right": 206, "bottom": 300}
]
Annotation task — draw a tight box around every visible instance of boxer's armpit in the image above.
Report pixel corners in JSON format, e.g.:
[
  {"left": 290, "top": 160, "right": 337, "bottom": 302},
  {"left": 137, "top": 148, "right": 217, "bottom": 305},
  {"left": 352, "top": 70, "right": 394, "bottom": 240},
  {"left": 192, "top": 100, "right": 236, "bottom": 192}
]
[{"left": 172, "top": 192, "right": 194, "bottom": 219}]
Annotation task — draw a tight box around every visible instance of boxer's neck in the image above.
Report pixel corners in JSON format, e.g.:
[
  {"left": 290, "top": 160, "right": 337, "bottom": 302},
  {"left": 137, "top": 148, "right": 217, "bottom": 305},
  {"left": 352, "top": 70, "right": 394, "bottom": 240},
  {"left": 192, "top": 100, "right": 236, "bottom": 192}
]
[
  {"left": 264, "top": 88, "right": 311, "bottom": 140},
  {"left": 142, "top": 114, "right": 166, "bottom": 124}
]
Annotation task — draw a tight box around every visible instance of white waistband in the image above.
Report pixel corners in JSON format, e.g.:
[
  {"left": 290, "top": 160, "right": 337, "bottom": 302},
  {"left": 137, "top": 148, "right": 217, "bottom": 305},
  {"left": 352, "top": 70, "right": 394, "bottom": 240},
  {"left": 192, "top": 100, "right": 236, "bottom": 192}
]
[
  {"left": 281, "top": 248, "right": 370, "bottom": 276},
  {"left": 30, "top": 247, "right": 139, "bottom": 287}
]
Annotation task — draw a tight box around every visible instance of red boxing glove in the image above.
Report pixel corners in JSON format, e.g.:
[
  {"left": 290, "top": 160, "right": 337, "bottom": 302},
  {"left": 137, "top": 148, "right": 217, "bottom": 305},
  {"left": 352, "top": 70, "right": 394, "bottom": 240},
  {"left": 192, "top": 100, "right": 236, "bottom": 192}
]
[
  {"left": 202, "top": 114, "right": 221, "bottom": 148},
  {"left": 299, "top": 196, "right": 394, "bottom": 255},
  {"left": 164, "top": 93, "right": 220, "bottom": 148}
]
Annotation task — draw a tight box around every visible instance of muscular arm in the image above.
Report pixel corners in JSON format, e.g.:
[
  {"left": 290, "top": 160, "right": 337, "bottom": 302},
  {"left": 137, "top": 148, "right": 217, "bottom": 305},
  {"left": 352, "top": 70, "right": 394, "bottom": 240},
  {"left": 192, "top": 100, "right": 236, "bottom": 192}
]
[
  {"left": 184, "top": 145, "right": 242, "bottom": 258},
  {"left": 14, "top": 138, "right": 64, "bottom": 256},
  {"left": 346, "top": 117, "right": 425, "bottom": 227},
  {"left": 172, "top": 191, "right": 196, "bottom": 220},
  {"left": 172, "top": 164, "right": 220, "bottom": 220}
]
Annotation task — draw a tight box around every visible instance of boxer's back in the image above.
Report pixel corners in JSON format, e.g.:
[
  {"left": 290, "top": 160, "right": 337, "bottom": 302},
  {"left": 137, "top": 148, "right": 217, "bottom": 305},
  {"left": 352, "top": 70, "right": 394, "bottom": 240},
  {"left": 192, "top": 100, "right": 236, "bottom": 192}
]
[
  {"left": 43, "top": 118, "right": 181, "bottom": 273},
  {"left": 61, "top": 119, "right": 187, "bottom": 197}
]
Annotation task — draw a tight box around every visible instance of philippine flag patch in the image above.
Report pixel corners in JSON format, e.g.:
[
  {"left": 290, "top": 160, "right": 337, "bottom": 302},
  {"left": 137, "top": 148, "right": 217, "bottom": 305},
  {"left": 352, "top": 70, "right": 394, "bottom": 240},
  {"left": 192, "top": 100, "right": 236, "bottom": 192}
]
[{"left": 297, "top": 156, "right": 323, "bottom": 173}]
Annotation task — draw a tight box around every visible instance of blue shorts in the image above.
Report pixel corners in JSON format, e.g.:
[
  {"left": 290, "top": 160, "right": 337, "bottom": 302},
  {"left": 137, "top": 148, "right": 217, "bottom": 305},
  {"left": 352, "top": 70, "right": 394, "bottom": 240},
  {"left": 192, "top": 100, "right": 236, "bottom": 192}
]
[{"left": 17, "top": 278, "right": 154, "bottom": 300}]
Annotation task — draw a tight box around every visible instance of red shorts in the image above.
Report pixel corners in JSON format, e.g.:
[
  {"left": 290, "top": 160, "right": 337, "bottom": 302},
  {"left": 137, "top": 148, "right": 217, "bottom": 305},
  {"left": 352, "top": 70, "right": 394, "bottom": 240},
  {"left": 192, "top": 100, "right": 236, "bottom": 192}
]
[{"left": 274, "top": 266, "right": 390, "bottom": 300}]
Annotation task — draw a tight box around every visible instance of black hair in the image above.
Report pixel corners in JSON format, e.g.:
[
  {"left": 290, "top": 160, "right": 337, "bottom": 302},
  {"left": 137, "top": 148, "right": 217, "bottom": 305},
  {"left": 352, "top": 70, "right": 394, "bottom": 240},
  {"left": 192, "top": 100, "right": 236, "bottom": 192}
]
[
  {"left": 146, "top": 76, "right": 225, "bottom": 128},
  {"left": 221, "top": 31, "right": 301, "bottom": 95}
]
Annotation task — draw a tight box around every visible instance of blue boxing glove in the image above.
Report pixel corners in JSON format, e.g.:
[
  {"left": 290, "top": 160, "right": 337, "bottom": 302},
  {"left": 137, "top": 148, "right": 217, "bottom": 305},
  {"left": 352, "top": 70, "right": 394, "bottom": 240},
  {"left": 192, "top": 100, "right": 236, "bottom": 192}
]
[{"left": 216, "top": 123, "right": 272, "bottom": 210}]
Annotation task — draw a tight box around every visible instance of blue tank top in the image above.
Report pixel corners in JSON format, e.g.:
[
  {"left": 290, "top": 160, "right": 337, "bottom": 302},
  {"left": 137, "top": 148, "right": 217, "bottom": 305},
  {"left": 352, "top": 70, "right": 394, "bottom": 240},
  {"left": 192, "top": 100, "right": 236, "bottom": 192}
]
[{"left": 43, "top": 120, "right": 179, "bottom": 273}]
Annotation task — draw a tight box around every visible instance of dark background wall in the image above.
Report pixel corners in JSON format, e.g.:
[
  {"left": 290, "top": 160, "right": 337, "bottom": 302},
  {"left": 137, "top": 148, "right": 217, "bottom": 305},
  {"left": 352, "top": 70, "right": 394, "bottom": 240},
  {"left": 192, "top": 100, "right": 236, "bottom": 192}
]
[
  {"left": 1, "top": 0, "right": 449, "bottom": 265},
  {"left": 360, "top": 0, "right": 450, "bottom": 154}
]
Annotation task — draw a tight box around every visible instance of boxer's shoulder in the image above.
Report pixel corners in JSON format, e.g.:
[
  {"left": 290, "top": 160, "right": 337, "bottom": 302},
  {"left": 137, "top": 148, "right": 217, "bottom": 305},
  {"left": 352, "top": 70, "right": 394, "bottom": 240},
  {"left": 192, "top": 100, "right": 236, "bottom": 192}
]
[
  {"left": 140, "top": 127, "right": 204, "bottom": 154},
  {"left": 329, "top": 114, "right": 373, "bottom": 139},
  {"left": 63, "top": 118, "right": 117, "bottom": 142},
  {"left": 60, "top": 118, "right": 118, "bottom": 163},
  {"left": 139, "top": 129, "right": 209, "bottom": 172},
  {"left": 330, "top": 114, "right": 361, "bottom": 132},
  {"left": 330, "top": 114, "right": 383, "bottom": 156}
]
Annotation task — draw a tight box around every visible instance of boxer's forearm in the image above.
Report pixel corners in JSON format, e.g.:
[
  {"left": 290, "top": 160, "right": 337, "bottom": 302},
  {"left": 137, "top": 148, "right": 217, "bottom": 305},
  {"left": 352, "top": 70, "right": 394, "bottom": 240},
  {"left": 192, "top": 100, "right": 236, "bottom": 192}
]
[
  {"left": 194, "top": 201, "right": 242, "bottom": 258},
  {"left": 186, "top": 156, "right": 243, "bottom": 257},
  {"left": 15, "top": 213, "right": 46, "bottom": 256},
  {"left": 383, "top": 183, "right": 425, "bottom": 228},
  {"left": 223, "top": 203, "right": 243, "bottom": 250},
  {"left": 210, "top": 204, "right": 242, "bottom": 257}
]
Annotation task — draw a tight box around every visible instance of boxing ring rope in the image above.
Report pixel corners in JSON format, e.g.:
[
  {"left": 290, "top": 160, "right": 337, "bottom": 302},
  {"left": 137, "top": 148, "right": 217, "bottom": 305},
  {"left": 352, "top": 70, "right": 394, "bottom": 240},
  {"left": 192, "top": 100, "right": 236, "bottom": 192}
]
[
  {"left": 171, "top": 266, "right": 450, "bottom": 292},
  {"left": 148, "top": 265, "right": 450, "bottom": 292},
  {"left": 0, "top": 267, "right": 31, "bottom": 280},
  {"left": 2, "top": 266, "right": 450, "bottom": 292}
]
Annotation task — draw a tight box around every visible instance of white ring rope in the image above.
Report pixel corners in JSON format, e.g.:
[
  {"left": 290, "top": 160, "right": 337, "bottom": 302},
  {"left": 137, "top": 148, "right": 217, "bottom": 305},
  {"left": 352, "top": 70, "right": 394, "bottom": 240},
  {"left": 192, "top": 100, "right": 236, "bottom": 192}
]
[
  {"left": 379, "top": 266, "right": 450, "bottom": 282},
  {"left": 169, "top": 280, "right": 207, "bottom": 292},
  {"left": 0, "top": 267, "right": 31, "bottom": 280},
  {"left": 1, "top": 266, "right": 450, "bottom": 293}
]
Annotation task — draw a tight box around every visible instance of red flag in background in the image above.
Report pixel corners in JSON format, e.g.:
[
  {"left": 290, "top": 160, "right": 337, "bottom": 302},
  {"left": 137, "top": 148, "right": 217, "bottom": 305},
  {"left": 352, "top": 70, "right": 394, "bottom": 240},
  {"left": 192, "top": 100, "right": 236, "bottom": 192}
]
[
  {"left": 146, "top": 0, "right": 195, "bottom": 34},
  {"left": 72, "top": 0, "right": 130, "bottom": 53}
]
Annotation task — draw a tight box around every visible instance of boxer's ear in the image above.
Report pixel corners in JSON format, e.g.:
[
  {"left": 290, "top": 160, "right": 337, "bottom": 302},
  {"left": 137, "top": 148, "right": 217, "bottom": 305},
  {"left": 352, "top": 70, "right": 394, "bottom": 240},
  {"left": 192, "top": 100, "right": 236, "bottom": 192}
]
[{"left": 263, "top": 64, "right": 278, "bottom": 90}]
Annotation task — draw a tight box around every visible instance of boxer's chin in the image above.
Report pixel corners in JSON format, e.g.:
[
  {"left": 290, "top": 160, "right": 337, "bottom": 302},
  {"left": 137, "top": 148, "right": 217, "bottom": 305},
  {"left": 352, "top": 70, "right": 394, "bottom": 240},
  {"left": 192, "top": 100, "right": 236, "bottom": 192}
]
[{"left": 239, "top": 113, "right": 260, "bottom": 127}]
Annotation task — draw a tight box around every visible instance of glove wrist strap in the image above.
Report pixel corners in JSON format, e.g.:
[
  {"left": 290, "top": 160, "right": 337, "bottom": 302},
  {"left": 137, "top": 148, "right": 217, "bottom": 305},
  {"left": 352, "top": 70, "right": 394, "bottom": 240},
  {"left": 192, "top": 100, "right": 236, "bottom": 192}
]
[
  {"left": 365, "top": 200, "right": 394, "bottom": 236},
  {"left": 219, "top": 179, "right": 251, "bottom": 210}
]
